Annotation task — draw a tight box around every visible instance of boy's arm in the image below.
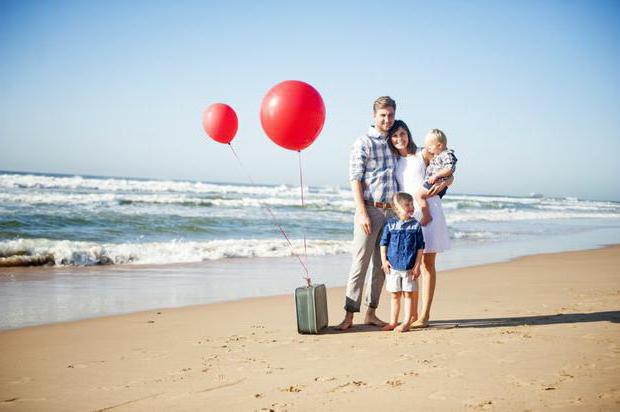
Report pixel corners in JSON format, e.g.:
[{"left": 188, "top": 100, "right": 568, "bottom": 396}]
[
  {"left": 428, "top": 167, "right": 454, "bottom": 184},
  {"left": 380, "top": 246, "right": 391, "bottom": 274}
]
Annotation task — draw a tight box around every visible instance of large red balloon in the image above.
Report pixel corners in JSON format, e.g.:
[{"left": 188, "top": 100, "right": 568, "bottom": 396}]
[
  {"left": 260, "top": 80, "right": 326, "bottom": 151},
  {"left": 202, "top": 103, "right": 238, "bottom": 144}
]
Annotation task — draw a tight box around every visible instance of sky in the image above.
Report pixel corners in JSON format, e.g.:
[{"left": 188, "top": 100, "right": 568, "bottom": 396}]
[{"left": 1, "top": 0, "right": 619, "bottom": 201}]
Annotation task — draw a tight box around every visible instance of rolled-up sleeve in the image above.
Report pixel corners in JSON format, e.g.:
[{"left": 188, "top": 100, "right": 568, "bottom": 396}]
[
  {"left": 349, "top": 139, "right": 367, "bottom": 181},
  {"left": 380, "top": 223, "right": 391, "bottom": 246}
]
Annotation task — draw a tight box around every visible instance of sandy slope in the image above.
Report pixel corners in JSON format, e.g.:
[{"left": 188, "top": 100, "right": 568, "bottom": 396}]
[{"left": 1, "top": 246, "right": 619, "bottom": 411}]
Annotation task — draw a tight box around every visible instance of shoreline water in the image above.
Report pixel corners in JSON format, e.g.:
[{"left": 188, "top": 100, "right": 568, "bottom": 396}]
[
  {"left": 1, "top": 228, "right": 618, "bottom": 330},
  {"left": 1, "top": 246, "right": 618, "bottom": 411}
]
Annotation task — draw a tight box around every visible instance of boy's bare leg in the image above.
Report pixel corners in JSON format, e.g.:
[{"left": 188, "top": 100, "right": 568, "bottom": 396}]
[
  {"left": 382, "top": 292, "right": 401, "bottom": 331},
  {"left": 395, "top": 292, "right": 414, "bottom": 332},
  {"left": 337, "top": 311, "right": 354, "bottom": 330},
  {"left": 411, "top": 253, "right": 437, "bottom": 329}
]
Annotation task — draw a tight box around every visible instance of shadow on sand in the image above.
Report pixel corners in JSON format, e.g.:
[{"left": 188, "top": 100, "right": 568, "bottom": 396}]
[{"left": 323, "top": 311, "right": 620, "bottom": 334}]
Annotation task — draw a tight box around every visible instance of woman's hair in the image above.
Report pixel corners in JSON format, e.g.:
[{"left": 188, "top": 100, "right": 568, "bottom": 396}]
[
  {"left": 425, "top": 128, "right": 447, "bottom": 145},
  {"left": 386, "top": 120, "right": 417, "bottom": 156},
  {"left": 373, "top": 96, "right": 396, "bottom": 113},
  {"left": 392, "top": 191, "right": 414, "bottom": 208}
]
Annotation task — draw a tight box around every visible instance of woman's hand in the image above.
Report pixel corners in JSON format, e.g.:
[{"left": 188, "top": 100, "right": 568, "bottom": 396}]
[{"left": 427, "top": 180, "right": 449, "bottom": 197}]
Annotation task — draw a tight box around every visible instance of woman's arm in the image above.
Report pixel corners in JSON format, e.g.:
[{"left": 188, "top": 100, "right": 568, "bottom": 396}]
[{"left": 427, "top": 175, "right": 454, "bottom": 197}]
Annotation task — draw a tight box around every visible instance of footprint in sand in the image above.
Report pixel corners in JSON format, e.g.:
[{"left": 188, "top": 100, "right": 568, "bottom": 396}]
[
  {"left": 8, "top": 377, "right": 32, "bottom": 385},
  {"left": 330, "top": 381, "right": 367, "bottom": 393},
  {"left": 386, "top": 379, "right": 403, "bottom": 387},
  {"left": 465, "top": 400, "right": 494, "bottom": 410},
  {"left": 314, "top": 376, "right": 336, "bottom": 382},
  {"left": 280, "top": 385, "right": 303, "bottom": 393}
]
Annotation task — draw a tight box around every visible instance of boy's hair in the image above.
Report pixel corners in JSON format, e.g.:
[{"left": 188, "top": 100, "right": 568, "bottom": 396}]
[
  {"left": 373, "top": 96, "right": 396, "bottom": 113},
  {"left": 392, "top": 191, "right": 414, "bottom": 208},
  {"left": 386, "top": 119, "right": 417, "bottom": 156},
  {"left": 425, "top": 128, "right": 447, "bottom": 145}
]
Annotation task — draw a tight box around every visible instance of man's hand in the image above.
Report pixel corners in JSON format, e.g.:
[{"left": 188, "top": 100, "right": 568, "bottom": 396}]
[
  {"left": 356, "top": 210, "right": 372, "bottom": 235},
  {"left": 382, "top": 260, "right": 392, "bottom": 275}
]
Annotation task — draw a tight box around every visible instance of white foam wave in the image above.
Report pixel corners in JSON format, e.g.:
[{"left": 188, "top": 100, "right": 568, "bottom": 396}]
[
  {"left": 0, "top": 173, "right": 350, "bottom": 198},
  {"left": 0, "top": 238, "right": 353, "bottom": 267}
]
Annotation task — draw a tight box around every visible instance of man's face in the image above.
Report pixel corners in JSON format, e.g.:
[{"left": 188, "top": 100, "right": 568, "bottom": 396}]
[{"left": 373, "top": 107, "right": 395, "bottom": 134}]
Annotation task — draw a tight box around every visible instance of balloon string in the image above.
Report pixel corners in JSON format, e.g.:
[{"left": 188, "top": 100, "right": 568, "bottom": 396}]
[
  {"left": 227, "top": 143, "right": 310, "bottom": 280},
  {"left": 298, "top": 151, "right": 310, "bottom": 286}
]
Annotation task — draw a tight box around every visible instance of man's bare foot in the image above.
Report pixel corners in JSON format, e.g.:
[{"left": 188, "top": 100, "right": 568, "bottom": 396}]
[
  {"left": 382, "top": 323, "right": 397, "bottom": 331},
  {"left": 364, "top": 313, "right": 387, "bottom": 327},
  {"left": 410, "top": 319, "right": 429, "bottom": 329},
  {"left": 337, "top": 314, "right": 354, "bottom": 331},
  {"left": 395, "top": 322, "right": 411, "bottom": 332}
]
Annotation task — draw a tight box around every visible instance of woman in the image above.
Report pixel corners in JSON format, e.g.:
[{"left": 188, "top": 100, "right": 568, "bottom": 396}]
[{"left": 386, "top": 120, "right": 452, "bottom": 328}]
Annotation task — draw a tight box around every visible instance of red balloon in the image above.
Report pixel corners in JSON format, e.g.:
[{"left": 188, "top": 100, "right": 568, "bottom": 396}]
[
  {"left": 260, "top": 80, "right": 326, "bottom": 151},
  {"left": 202, "top": 103, "right": 238, "bottom": 144}
]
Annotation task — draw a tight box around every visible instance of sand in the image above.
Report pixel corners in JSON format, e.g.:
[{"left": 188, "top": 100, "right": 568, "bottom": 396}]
[{"left": 1, "top": 246, "right": 619, "bottom": 411}]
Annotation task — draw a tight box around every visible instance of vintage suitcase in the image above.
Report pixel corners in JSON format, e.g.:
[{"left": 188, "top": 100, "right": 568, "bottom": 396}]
[{"left": 295, "top": 283, "right": 328, "bottom": 334}]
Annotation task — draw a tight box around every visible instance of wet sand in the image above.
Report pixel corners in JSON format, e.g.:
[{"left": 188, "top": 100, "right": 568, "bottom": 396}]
[{"left": 1, "top": 246, "right": 619, "bottom": 411}]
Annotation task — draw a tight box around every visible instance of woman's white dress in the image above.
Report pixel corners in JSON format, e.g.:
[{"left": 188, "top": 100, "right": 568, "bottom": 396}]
[{"left": 395, "top": 152, "right": 451, "bottom": 253}]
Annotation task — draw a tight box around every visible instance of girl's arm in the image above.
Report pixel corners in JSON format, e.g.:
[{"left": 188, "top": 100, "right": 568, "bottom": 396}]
[{"left": 412, "top": 249, "right": 423, "bottom": 279}]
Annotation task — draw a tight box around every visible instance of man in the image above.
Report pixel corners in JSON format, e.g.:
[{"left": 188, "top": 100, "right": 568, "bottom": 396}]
[{"left": 338, "top": 96, "right": 398, "bottom": 330}]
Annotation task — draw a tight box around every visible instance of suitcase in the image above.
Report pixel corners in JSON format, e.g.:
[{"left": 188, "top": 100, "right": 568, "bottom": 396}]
[{"left": 295, "top": 284, "right": 328, "bottom": 334}]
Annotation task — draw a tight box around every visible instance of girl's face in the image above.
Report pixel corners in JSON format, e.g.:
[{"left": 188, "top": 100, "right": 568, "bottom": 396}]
[{"left": 390, "top": 127, "right": 410, "bottom": 155}]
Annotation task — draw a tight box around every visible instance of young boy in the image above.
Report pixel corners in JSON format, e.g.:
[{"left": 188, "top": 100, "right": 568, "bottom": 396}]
[
  {"left": 420, "top": 129, "right": 457, "bottom": 199},
  {"left": 380, "top": 192, "right": 425, "bottom": 332}
]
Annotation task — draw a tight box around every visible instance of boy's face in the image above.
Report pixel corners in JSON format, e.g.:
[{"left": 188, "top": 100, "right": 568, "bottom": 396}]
[
  {"left": 425, "top": 139, "right": 446, "bottom": 155},
  {"left": 394, "top": 200, "right": 414, "bottom": 220},
  {"left": 373, "top": 107, "right": 396, "bottom": 134}
]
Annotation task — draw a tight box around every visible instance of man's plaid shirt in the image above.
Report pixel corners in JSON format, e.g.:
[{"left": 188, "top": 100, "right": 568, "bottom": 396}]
[{"left": 349, "top": 126, "right": 398, "bottom": 204}]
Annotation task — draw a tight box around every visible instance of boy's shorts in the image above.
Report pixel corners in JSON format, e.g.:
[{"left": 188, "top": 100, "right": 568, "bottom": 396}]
[{"left": 385, "top": 269, "right": 418, "bottom": 293}]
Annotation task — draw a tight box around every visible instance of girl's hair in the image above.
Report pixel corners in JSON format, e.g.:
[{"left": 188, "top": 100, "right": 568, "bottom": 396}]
[
  {"left": 392, "top": 192, "right": 414, "bottom": 208},
  {"left": 425, "top": 128, "right": 447, "bottom": 145},
  {"left": 386, "top": 120, "right": 417, "bottom": 156}
]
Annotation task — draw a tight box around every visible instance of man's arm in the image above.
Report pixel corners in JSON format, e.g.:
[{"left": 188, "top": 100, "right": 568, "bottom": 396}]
[{"left": 351, "top": 180, "right": 371, "bottom": 235}]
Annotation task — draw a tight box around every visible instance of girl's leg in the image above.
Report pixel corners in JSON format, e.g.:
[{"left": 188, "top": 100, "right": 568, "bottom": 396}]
[
  {"left": 409, "top": 291, "right": 419, "bottom": 324},
  {"left": 395, "top": 292, "right": 414, "bottom": 332},
  {"left": 411, "top": 253, "right": 437, "bottom": 328},
  {"left": 382, "top": 292, "right": 402, "bottom": 331}
]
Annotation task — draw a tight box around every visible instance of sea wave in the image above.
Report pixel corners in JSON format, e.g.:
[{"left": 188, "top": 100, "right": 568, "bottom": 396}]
[
  {"left": 0, "top": 238, "right": 354, "bottom": 267},
  {"left": 0, "top": 173, "right": 348, "bottom": 198}
]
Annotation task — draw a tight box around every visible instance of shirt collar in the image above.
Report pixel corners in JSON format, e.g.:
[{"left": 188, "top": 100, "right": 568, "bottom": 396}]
[{"left": 367, "top": 126, "right": 386, "bottom": 139}]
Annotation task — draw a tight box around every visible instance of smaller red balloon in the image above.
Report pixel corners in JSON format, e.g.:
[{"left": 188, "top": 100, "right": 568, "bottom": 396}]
[{"left": 202, "top": 103, "right": 238, "bottom": 144}]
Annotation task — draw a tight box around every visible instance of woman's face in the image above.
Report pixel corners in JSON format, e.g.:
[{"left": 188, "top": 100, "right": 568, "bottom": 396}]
[{"left": 390, "top": 127, "right": 410, "bottom": 155}]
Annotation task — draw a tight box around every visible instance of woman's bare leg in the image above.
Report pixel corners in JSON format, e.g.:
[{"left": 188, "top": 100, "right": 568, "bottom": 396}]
[{"left": 411, "top": 253, "right": 436, "bottom": 328}]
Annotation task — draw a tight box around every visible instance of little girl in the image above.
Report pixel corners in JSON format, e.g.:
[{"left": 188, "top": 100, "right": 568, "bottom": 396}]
[{"left": 379, "top": 192, "right": 425, "bottom": 332}]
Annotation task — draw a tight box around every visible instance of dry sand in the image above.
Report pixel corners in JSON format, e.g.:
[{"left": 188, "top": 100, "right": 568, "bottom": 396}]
[{"left": 1, "top": 246, "right": 619, "bottom": 411}]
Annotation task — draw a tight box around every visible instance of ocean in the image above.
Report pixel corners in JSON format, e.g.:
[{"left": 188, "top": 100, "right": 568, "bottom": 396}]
[{"left": 1, "top": 171, "right": 619, "bottom": 329}]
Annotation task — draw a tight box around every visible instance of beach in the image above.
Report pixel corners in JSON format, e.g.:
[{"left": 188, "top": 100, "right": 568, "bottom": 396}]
[{"left": 1, "top": 246, "right": 619, "bottom": 411}]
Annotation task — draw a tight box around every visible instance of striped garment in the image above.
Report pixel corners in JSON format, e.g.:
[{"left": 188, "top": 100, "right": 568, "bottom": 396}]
[{"left": 349, "top": 126, "right": 398, "bottom": 203}]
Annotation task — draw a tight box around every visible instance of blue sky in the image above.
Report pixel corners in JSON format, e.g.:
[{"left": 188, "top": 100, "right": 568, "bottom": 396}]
[{"left": 1, "top": 1, "right": 619, "bottom": 200}]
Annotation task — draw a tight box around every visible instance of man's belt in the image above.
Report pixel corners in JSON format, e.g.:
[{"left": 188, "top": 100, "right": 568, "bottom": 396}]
[{"left": 364, "top": 200, "right": 391, "bottom": 209}]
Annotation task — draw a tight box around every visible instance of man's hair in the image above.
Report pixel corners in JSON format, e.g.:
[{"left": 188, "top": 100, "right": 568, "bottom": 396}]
[
  {"left": 392, "top": 191, "right": 414, "bottom": 208},
  {"left": 386, "top": 120, "right": 417, "bottom": 156},
  {"left": 425, "top": 128, "right": 448, "bottom": 145},
  {"left": 373, "top": 96, "right": 396, "bottom": 113}
]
